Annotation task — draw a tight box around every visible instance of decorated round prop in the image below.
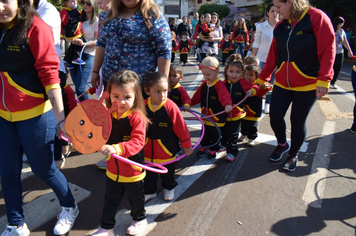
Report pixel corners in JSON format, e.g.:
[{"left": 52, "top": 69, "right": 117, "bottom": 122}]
[{"left": 65, "top": 91, "right": 117, "bottom": 154}]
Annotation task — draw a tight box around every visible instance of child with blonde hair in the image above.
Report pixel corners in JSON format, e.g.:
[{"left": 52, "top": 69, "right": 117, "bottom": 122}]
[{"left": 190, "top": 57, "right": 233, "bottom": 159}]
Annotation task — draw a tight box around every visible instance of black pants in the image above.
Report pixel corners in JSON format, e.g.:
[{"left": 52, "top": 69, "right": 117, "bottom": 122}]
[
  {"left": 241, "top": 119, "right": 258, "bottom": 141},
  {"left": 200, "top": 124, "right": 221, "bottom": 152},
  {"left": 221, "top": 120, "right": 241, "bottom": 156},
  {"left": 63, "top": 36, "right": 86, "bottom": 64},
  {"left": 171, "top": 52, "right": 175, "bottom": 63},
  {"left": 269, "top": 86, "right": 317, "bottom": 156},
  {"left": 222, "top": 53, "right": 229, "bottom": 64},
  {"left": 144, "top": 163, "right": 177, "bottom": 194},
  {"left": 101, "top": 177, "right": 146, "bottom": 229},
  {"left": 180, "top": 54, "right": 188, "bottom": 64},
  {"left": 331, "top": 52, "right": 343, "bottom": 85}
]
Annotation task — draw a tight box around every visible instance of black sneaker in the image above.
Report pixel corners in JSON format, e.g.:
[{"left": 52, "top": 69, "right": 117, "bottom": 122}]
[
  {"left": 282, "top": 155, "right": 298, "bottom": 171},
  {"left": 197, "top": 148, "right": 209, "bottom": 157},
  {"left": 207, "top": 151, "right": 217, "bottom": 159},
  {"left": 270, "top": 143, "right": 290, "bottom": 161}
]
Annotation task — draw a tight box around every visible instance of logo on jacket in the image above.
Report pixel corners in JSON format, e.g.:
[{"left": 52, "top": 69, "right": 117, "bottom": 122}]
[
  {"left": 7, "top": 46, "right": 20, "bottom": 51},
  {"left": 296, "top": 31, "right": 303, "bottom": 35},
  {"left": 158, "top": 122, "right": 168, "bottom": 127}
]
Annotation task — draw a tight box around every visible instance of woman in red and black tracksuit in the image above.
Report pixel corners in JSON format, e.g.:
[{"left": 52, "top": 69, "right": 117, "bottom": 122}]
[
  {"left": 232, "top": 18, "right": 249, "bottom": 58},
  {"left": 257, "top": 0, "right": 335, "bottom": 171}
]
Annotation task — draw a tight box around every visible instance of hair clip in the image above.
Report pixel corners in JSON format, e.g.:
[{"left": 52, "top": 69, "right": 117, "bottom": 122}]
[{"left": 198, "top": 64, "right": 218, "bottom": 71}]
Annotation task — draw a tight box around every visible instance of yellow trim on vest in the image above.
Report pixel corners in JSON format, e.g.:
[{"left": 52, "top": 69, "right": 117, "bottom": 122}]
[
  {"left": 274, "top": 82, "right": 317, "bottom": 91},
  {"left": 0, "top": 100, "right": 52, "bottom": 122},
  {"left": 4, "top": 72, "right": 45, "bottom": 98},
  {"left": 158, "top": 139, "right": 173, "bottom": 157},
  {"left": 147, "top": 97, "right": 167, "bottom": 112},
  {"left": 291, "top": 62, "right": 316, "bottom": 79},
  {"left": 106, "top": 170, "right": 146, "bottom": 183},
  {"left": 243, "top": 116, "right": 260, "bottom": 121},
  {"left": 226, "top": 112, "right": 245, "bottom": 121}
]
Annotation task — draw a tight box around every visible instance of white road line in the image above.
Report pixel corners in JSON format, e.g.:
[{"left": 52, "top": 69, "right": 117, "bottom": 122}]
[
  {"left": 334, "top": 85, "right": 355, "bottom": 101},
  {"left": 302, "top": 120, "right": 335, "bottom": 208},
  {"left": 0, "top": 183, "right": 91, "bottom": 231},
  {"left": 340, "top": 71, "right": 351, "bottom": 76}
]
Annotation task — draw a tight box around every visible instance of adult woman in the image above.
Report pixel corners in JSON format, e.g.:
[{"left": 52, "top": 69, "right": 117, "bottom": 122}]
[
  {"left": 170, "top": 18, "right": 178, "bottom": 35},
  {"left": 330, "top": 16, "right": 354, "bottom": 89},
  {"left": 232, "top": 18, "right": 249, "bottom": 58},
  {"left": 0, "top": 0, "right": 78, "bottom": 235},
  {"left": 257, "top": 0, "right": 335, "bottom": 171},
  {"left": 193, "top": 14, "right": 204, "bottom": 62},
  {"left": 69, "top": 0, "right": 98, "bottom": 101},
  {"left": 199, "top": 12, "right": 223, "bottom": 61},
  {"left": 191, "top": 12, "right": 199, "bottom": 38},
  {"left": 222, "top": 21, "right": 230, "bottom": 35},
  {"left": 252, "top": 2, "right": 279, "bottom": 113},
  {"left": 177, "top": 16, "right": 191, "bottom": 39}
]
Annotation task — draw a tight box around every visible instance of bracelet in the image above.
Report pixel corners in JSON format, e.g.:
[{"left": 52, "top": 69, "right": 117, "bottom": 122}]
[{"left": 92, "top": 71, "right": 99, "bottom": 74}]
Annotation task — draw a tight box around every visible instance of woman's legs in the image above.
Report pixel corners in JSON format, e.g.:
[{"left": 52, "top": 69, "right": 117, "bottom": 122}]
[
  {"left": 70, "top": 53, "right": 95, "bottom": 101},
  {"left": 331, "top": 52, "right": 344, "bottom": 85},
  {"left": 351, "top": 66, "right": 356, "bottom": 131},
  {"left": 234, "top": 42, "right": 245, "bottom": 58}
]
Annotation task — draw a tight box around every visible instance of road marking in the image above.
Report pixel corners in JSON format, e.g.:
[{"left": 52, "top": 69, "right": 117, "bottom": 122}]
[
  {"left": 0, "top": 183, "right": 90, "bottom": 231},
  {"left": 302, "top": 120, "right": 335, "bottom": 208},
  {"left": 318, "top": 100, "right": 353, "bottom": 120},
  {"left": 333, "top": 84, "right": 355, "bottom": 102},
  {"left": 182, "top": 149, "right": 248, "bottom": 236}
]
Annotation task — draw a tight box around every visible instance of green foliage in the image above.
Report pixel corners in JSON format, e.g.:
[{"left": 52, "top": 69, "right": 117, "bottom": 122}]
[
  {"left": 198, "top": 4, "right": 230, "bottom": 19},
  {"left": 48, "top": 0, "right": 62, "bottom": 12},
  {"left": 257, "top": 0, "right": 272, "bottom": 17}
]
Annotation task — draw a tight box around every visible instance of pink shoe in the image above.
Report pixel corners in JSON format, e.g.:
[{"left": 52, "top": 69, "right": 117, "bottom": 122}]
[
  {"left": 90, "top": 227, "right": 114, "bottom": 236},
  {"left": 126, "top": 219, "right": 147, "bottom": 235}
]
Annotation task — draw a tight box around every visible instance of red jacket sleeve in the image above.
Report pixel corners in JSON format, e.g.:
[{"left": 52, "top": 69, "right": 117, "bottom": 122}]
[
  {"left": 191, "top": 81, "right": 205, "bottom": 106},
  {"left": 232, "top": 27, "right": 236, "bottom": 41},
  {"left": 64, "top": 84, "right": 77, "bottom": 112},
  {"left": 310, "top": 8, "right": 335, "bottom": 87},
  {"left": 193, "top": 24, "right": 200, "bottom": 41},
  {"left": 28, "top": 16, "right": 60, "bottom": 88},
  {"left": 216, "top": 81, "right": 232, "bottom": 107},
  {"left": 201, "top": 23, "right": 210, "bottom": 33},
  {"left": 60, "top": 9, "right": 69, "bottom": 37},
  {"left": 177, "top": 40, "right": 182, "bottom": 50},
  {"left": 119, "top": 112, "right": 146, "bottom": 158},
  {"left": 244, "top": 29, "right": 249, "bottom": 44},
  {"left": 240, "top": 79, "right": 259, "bottom": 96},
  {"left": 219, "top": 39, "right": 225, "bottom": 49},
  {"left": 167, "top": 100, "right": 191, "bottom": 148},
  {"left": 172, "top": 39, "right": 178, "bottom": 52},
  {"left": 178, "top": 86, "right": 191, "bottom": 107}
]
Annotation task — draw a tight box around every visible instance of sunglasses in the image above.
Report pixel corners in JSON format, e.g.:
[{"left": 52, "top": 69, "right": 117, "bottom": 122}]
[{"left": 81, "top": 1, "right": 91, "bottom": 6}]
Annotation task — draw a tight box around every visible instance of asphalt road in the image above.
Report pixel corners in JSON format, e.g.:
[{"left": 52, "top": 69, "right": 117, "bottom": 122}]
[{"left": 1, "top": 55, "right": 355, "bottom": 236}]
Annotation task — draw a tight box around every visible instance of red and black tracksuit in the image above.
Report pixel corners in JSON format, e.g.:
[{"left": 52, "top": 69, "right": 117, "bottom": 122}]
[
  {"left": 191, "top": 78, "right": 232, "bottom": 152},
  {"left": 101, "top": 111, "right": 147, "bottom": 229},
  {"left": 219, "top": 39, "right": 233, "bottom": 63},
  {"left": 178, "top": 38, "right": 193, "bottom": 64},
  {"left": 168, "top": 83, "right": 191, "bottom": 109},
  {"left": 144, "top": 98, "right": 191, "bottom": 194},
  {"left": 171, "top": 38, "right": 178, "bottom": 63}
]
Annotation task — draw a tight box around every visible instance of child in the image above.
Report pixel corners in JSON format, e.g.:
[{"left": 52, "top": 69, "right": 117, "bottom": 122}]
[
  {"left": 240, "top": 63, "right": 270, "bottom": 146},
  {"left": 221, "top": 54, "right": 259, "bottom": 161},
  {"left": 177, "top": 31, "right": 193, "bottom": 65},
  {"left": 168, "top": 64, "right": 191, "bottom": 111},
  {"left": 143, "top": 72, "right": 193, "bottom": 202},
  {"left": 190, "top": 57, "right": 233, "bottom": 159},
  {"left": 171, "top": 31, "right": 178, "bottom": 63},
  {"left": 60, "top": 0, "right": 86, "bottom": 68},
  {"left": 219, "top": 33, "right": 232, "bottom": 65},
  {"left": 243, "top": 54, "right": 259, "bottom": 66},
  {"left": 196, "top": 13, "right": 214, "bottom": 53},
  {"left": 228, "top": 32, "right": 235, "bottom": 57},
  {"left": 90, "top": 71, "right": 150, "bottom": 236}
]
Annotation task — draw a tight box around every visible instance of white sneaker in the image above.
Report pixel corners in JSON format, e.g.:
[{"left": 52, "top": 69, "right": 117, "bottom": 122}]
[
  {"left": 144, "top": 193, "right": 157, "bottom": 202},
  {"left": 238, "top": 135, "right": 247, "bottom": 142},
  {"left": 264, "top": 103, "right": 270, "bottom": 114},
  {"left": 55, "top": 155, "right": 65, "bottom": 169},
  {"left": 90, "top": 227, "right": 114, "bottom": 236},
  {"left": 53, "top": 203, "right": 79, "bottom": 235},
  {"left": 163, "top": 189, "right": 174, "bottom": 201},
  {"left": 126, "top": 219, "right": 147, "bottom": 235},
  {"left": 247, "top": 139, "right": 256, "bottom": 147},
  {"left": 1, "top": 223, "right": 30, "bottom": 236}
]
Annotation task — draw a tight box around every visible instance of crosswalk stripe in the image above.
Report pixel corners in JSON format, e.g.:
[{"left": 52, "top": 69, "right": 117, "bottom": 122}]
[{"left": 0, "top": 183, "right": 91, "bottom": 231}]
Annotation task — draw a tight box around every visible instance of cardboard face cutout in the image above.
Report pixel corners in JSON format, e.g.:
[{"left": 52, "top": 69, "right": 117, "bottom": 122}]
[{"left": 65, "top": 91, "right": 118, "bottom": 154}]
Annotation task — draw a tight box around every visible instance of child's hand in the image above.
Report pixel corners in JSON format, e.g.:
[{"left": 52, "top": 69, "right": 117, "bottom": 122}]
[
  {"left": 225, "top": 105, "right": 233, "bottom": 113},
  {"left": 246, "top": 89, "right": 253, "bottom": 97},
  {"left": 183, "top": 105, "right": 190, "bottom": 111},
  {"left": 72, "top": 38, "right": 84, "bottom": 46},
  {"left": 98, "top": 145, "right": 116, "bottom": 157},
  {"left": 183, "top": 147, "right": 193, "bottom": 156}
]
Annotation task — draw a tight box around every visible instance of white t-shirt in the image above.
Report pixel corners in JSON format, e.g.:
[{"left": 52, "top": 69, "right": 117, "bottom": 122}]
[
  {"left": 335, "top": 28, "right": 346, "bottom": 54},
  {"left": 253, "top": 20, "right": 276, "bottom": 63},
  {"left": 82, "top": 17, "right": 99, "bottom": 55}
]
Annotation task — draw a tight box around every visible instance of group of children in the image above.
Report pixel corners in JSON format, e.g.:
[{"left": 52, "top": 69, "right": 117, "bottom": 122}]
[{"left": 88, "top": 53, "right": 269, "bottom": 235}]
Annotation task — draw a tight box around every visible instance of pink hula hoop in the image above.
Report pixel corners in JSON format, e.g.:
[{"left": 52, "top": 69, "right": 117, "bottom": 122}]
[{"left": 111, "top": 154, "right": 168, "bottom": 174}]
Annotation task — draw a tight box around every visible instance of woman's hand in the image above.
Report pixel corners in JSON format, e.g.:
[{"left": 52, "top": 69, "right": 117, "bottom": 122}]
[
  {"left": 316, "top": 86, "right": 329, "bottom": 98},
  {"left": 72, "top": 38, "right": 84, "bottom": 46},
  {"left": 90, "top": 72, "right": 100, "bottom": 89},
  {"left": 98, "top": 145, "right": 116, "bottom": 157}
]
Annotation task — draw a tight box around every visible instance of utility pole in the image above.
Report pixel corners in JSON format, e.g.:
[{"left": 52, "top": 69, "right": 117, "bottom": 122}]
[{"left": 178, "top": 0, "right": 181, "bottom": 19}]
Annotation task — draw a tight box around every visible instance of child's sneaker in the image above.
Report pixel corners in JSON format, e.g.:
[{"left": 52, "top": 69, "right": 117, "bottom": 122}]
[
  {"left": 197, "top": 148, "right": 209, "bottom": 157},
  {"left": 225, "top": 153, "right": 235, "bottom": 162},
  {"left": 282, "top": 155, "right": 298, "bottom": 171},
  {"left": 65, "top": 63, "right": 74, "bottom": 70},
  {"left": 1, "top": 223, "right": 30, "bottom": 236},
  {"left": 95, "top": 157, "right": 107, "bottom": 169},
  {"left": 144, "top": 193, "right": 157, "bottom": 202},
  {"left": 238, "top": 135, "right": 247, "bottom": 142},
  {"left": 126, "top": 219, "right": 147, "bottom": 235},
  {"left": 72, "top": 58, "right": 86, "bottom": 65},
  {"left": 89, "top": 227, "right": 114, "bottom": 236},
  {"left": 247, "top": 139, "right": 256, "bottom": 147},
  {"left": 163, "top": 189, "right": 174, "bottom": 201},
  {"left": 53, "top": 203, "right": 79, "bottom": 235},
  {"left": 207, "top": 150, "right": 217, "bottom": 159}
]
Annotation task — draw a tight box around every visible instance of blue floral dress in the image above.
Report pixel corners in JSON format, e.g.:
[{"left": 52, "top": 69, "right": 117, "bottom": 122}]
[{"left": 97, "top": 13, "right": 172, "bottom": 83}]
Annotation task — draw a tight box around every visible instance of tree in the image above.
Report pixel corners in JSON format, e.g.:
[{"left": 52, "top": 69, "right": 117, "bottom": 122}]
[
  {"left": 48, "top": 0, "right": 62, "bottom": 12},
  {"left": 198, "top": 4, "right": 230, "bottom": 20}
]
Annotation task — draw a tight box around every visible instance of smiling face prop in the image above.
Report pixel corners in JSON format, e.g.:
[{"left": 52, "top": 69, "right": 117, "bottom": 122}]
[{"left": 65, "top": 91, "right": 118, "bottom": 154}]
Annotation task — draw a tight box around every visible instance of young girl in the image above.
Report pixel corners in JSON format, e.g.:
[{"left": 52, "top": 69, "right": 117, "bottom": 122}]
[
  {"left": 240, "top": 64, "right": 269, "bottom": 147},
  {"left": 177, "top": 31, "right": 193, "bottom": 65},
  {"left": 91, "top": 71, "right": 149, "bottom": 236},
  {"left": 232, "top": 18, "right": 249, "bottom": 58},
  {"left": 171, "top": 31, "right": 178, "bottom": 63},
  {"left": 219, "top": 33, "right": 232, "bottom": 65},
  {"left": 168, "top": 64, "right": 191, "bottom": 111},
  {"left": 143, "top": 72, "right": 193, "bottom": 202},
  {"left": 222, "top": 54, "right": 258, "bottom": 161},
  {"left": 190, "top": 57, "right": 233, "bottom": 159}
]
